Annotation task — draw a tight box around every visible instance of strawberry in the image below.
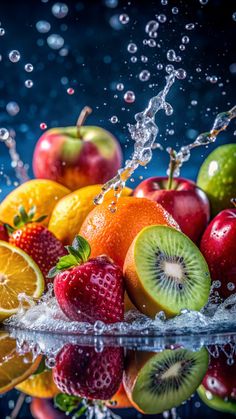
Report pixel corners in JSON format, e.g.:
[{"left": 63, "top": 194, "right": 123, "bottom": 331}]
[
  {"left": 0, "top": 221, "right": 9, "bottom": 241},
  {"left": 50, "top": 235, "right": 124, "bottom": 324},
  {"left": 8, "top": 206, "right": 66, "bottom": 278},
  {"left": 53, "top": 343, "right": 124, "bottom": 400}
]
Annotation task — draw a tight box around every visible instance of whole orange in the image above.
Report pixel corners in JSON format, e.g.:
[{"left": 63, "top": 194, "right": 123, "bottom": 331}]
[{"left": 80, "top": 197, "right": 179, "bottom": 267}]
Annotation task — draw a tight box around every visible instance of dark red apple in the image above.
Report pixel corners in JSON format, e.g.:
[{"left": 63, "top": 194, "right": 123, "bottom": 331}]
[
  {"left": 0, "top": 221, "right": 8, "bottom": 241},
  {"left": 33, "top": 107, "right": 122, "bottom": 191},
  {"left": 200, "top": 204, "right": 236, "bottom": 298},
  {"left": 134, "top": 176, "right": 210, "bottom": 243},
  {"left": 202, "top": 346, "right": 236, "bottom": 400}
]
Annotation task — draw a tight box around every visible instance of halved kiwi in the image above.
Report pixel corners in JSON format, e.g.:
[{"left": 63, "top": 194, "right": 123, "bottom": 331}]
[
  {"left": 124, "top": 225, "right": 211, "bottom": 317},
  {"left": 124, "top": 347, "right": 209, "bottom": 414},
  {"left": 197, "top": 384, "right": 236, "bottom": 415}
]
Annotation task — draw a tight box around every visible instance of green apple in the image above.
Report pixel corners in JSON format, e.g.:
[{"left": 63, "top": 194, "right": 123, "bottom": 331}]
[
  {"left": 197, "top": 385, "right": 236, "bottom": 415},
  {"left": 197, "top": 144, "right": 236, "bottom": 216}
]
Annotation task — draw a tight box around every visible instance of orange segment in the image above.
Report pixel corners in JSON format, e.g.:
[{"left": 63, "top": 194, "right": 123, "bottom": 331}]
[
  {"left": 16, "top": 369, "right": 59, "bottom": 398},
  {"left": 80, "top": 197, "right": 179, "bottom": 267},
  {"left": 0, "top": 241, "right": 44, "bottom": 321},
  {"left": 0, "top": 179, "right": 70, "bottom": 226},
  {"left": 0, "top": 332, "right": 42, "bottom": 394}
]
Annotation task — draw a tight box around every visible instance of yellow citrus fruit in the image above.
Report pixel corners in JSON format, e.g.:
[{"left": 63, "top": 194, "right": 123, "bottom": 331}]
[
  {"left": 16, "top": 368, "right": 59, "bottom": 398},
  {"left": 0, "top": 241, "right": 44, "bottom": 321},
  {"left": 0, "top": 179, "right": 70, "bottom": 226},
  {"left": 0, "top": 332, "right": 42, "bottom": 394},
  {"left": 48, "top": 184, "right": 132, "bottom": 245}
]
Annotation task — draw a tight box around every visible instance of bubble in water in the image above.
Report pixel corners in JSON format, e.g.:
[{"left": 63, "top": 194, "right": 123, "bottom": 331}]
[
  {"left": 185, "top": 23, "right": 195, "bottom": 30},
  {"left": 232, "top": 12, "right": 236, "bottom": 21},
  {"left": 227, "top": 282, "right": 235, "bottom": 291},
  {"left": 67, "top": 87, "right": 74, "bottom": 95},
  {"left": 145, "top": 20, "right": 159, "bottom": 33},
  {"left": 36, "top": 20, "right": 51, "bottom": 33},
  {"left": 208, "top": 75, "right": 218, "bottom": 84},
  {"left": 127, "top": 42, "right": 137, "bottom": 53},
  {"left": 157, "top": 14, "right": 167, "bottom": 23},
  {"left": 119, "top": 14, "right": 129, "bottom": 24},
  {"left": 147, "top": 39, "right": 156, "bottom": 47},
  {"left": 199, "top": 0, "right": 208, "bottom": 4},
  {"left": 24, "top": 63, "right": 34, "bottom": 72},
  {"left": 47, "top": 34, "right": 64, "bottom": 49},
  {"left": 40, "top": 122, "right": 47, "bottom": 130},
  {"left": 179, "top": 44, "right": 185, "bottom": 51},
  {"left": 191, "top": 100, "right": 198, "bottom": 106},
  {"left": 139, "top": 70, "right": 150, "bottom": 82},
  {"left": 0, "top": 28, "right": 5, "bottom": 36},
  {"left": 0, "top": 128, "right": 9, "bottom": 141},
  {"left": 116, "top": 82, "right": 124, "bottom": 91},
  {"left": 172, "top": 7, "right": 179, "bottom": 14},
  {"left": 51, "top": 2, "right": 69, "bottom": 18},
  {"left": 182, "top": 35, "right": 190, "bottom": 44},
  {"left": 149, "top": 30, "right": 158, "bottom": 38},
  {"left": 9, "top": 50, "right": 20, "bottom": 63},
  {"left": 167, "top": 49, "right": 177, "bottom": 62},
  {"left": 176, "top": 68, "right": 187, "bottom": 79},
  {"left": 94, "top": 320, "right": 105, "bottom": 334},
  {"left": 124, "top": 90, "right": 135, "bottom": 103},
  {"left": 130, "top": 56, "right": 137, "bottom": 63},
  {"left": 6, "top": 101, "right": 20, "bottom": 116},
  {"left": 25, "top": 79, "right": 33, "bottom": 88},
  {"left": 165, "top": 64, "right": 174, "bottom": 74},
  {"left": 141, "top": 55, "right": 148, "bottom": 62},
  {"left": 161, "top": 0, "right": 168, "bottom": 4},
  {"left": 157, "top": 63, "right": 163, "bottom": 70},
  {"left": 196, "top": 67, "right": 202, "bottom": 72},
  {"left": 110, "top": 115, "right": 118, "bottom": 123}
]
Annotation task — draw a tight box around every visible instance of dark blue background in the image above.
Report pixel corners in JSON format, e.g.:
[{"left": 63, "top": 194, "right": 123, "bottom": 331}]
[{"left": 0, "top": 0, "right": 235, "bottom": 200}]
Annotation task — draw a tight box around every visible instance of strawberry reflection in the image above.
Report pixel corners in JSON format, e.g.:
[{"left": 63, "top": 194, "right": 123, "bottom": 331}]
[{"left": 53, "top": 343, "right": 124, "bottom": 400}]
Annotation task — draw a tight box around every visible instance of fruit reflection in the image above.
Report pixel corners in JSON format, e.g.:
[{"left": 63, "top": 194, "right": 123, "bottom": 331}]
[
  {"left": 123, "top": 347, "right": 209, "bottom": 414},
  {"left": 0, "top": 332, "right": 41, "bottom": 393},
  {"left": 198, "top": 345, "right": 236, "bottom": 414},
  {"left": 53, "top": 343, "right": 124, "bottom": 400}
]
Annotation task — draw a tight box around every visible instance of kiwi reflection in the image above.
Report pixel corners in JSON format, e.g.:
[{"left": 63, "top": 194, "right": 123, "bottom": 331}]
[
  {"left": 53, "top": 343, "right": 124, "bottom": 400},
  {"left": 124, "top": 347, "right": 209, "bottom": 414},
  {"left": 198, "top": 344, "right": 236, "bottom": 415}
]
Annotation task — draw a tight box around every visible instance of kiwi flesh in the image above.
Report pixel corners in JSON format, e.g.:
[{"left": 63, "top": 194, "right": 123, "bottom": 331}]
[
  {"left": 124, "top": 225, "right": 211, "bottom": 317},
  {"left": 124, "top": 347, "right": 209, "bottom": 414},
  {"left": 197, "top": 385, "right": 236, "bottom": 415}
]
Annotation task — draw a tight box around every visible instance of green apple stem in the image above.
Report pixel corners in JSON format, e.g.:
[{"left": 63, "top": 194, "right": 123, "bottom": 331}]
[
  {"left": 231, "top": 198, "right": 236, "bottom": 208},
  {"left": 167, "top": 148, "right": 178, "bottom": 190},
  {"left": 76, "top": 106, "right": 92, "bottom": 138}
]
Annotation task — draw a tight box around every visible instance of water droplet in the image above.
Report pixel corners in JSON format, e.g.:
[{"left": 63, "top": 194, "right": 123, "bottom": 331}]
[
  {"left": 141, "top": 55, "right": 148, "bottom": 62},
  {"left": 110, "top": 115, "right": 118, "bottom": 123},
  {"left": 51, "top": 2, "right": 69, "bottom": 18},
  {"left": 40, "top": 122, "right": 47, "bottom": 130},
  {"left": 145, "top": 20, "right": 159, "bottom": 33},
  {"left": 47, "top": 34, "right": 64, "bottom": 49},
  {"left": 116, "top": 82, "right": 124, "bottom": 91},
  {"left": 161, "top": 0, "right": 168, "bottom": 5},
  {"left": 227, "top": 282, "right": 235, "bottom": 291},
  {"left": 199, "top": 0, "right": 208, "bottom": 4},
  {"left": 167, "top": 49, "right": 177, "bottom": 62},
  {"left": 139, "top": 70, "right": 150, "bottom": 82},
  {"left": 24, "top": 63, "right": 34, "bottom": 72},
  {"left": 149, "top": 30, "right": 158, "bottom": 38},
  {"left": 176, "top": 68, "right": 187, "bottom": 79},
  {"left": 9, "top": 50, "right": 21, "bottom": 63},
  {"left": 127, "top": 42, "right": 137, "bottom": 53},
  {"left": 165, "top": 64, "right": 175, "bottom": 74},
  {"left": 124, "top": 90, "right": 135, "bottom": 103},
  {"left": 119, "top": 13, "right": 129, "bottom": 24},
  {"left": 36, "top": 20, "right": 51, "bottom": 33},
  {"left": 157, "top": 14, "right": 167, "bottom": 23},
  {"left": 182, "top": 35, "right": 190, "bottom": 44},
  {"left": 0, "top": 128, "right": 9, "bottom": 141},
  {"left": 6, "top": 102, "right": 20, "bottom": 116},
  {"left": 0, "top": 28, "right": 5, "bottom": 36},
  {"left": 191, "top": 100, "right": 198, "bottom": 106},
  {"left": 94, "top": 320, "right": 105, "bottom": 334},
  {"left": 67, "top": 87, "right": 74, "bottom": 95},
  {"left": 179, "top": 44, "right": 185, "bottom": 51},
  {"left": 172, "top": 7, "right": 179, "bottom": 14},
  {"left": 232, "top": 12, "right": 236, "bottom": 21},
  {"left": 157, "top": 63, "right": 163, "bottom": 70},
  {"left": 208, "top": 75, "right": 218, "bottom": 84},
  {"left": 130, "top": 56, "right": 137, "bottom": 63},
  {"left": 25, "top": 79, "right": 33, "bottom": 88},
  {"left": 196, "top": 67, "right": 202, "bottom": 72},
  {"left": 185, "top": 23, "right": 195, "bottom": 30},
  {"left": 147, "top": 39, "right": 156, "bottom": 47}
]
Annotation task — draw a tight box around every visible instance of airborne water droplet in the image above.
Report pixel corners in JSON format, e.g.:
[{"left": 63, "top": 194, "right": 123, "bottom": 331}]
[
  {"left": 127, "top": 43, "right": 137, "bottom": 53},
  {"left": 124, "top": 90, "right": 135, "bottom": 103},
  {"left": 116, "top": 83, "right": 124, "bottom": 91},
  {"left": 25, "top": 79, "right": 33, "bottom": 88},
  {"left": 119, "top": 14, "right": 129, "bottom": 24},
  {"left": 24, "top": 63, "right": 34, "bottom": 72},
  {"left": 9, "top": 50, "right": 21, "bottom": 63},
  {"left": 139, "top": 70, "right": 150, "bottom": 82}
]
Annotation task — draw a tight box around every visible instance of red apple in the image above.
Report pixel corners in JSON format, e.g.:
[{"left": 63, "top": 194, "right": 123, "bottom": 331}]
[
  {"left": 134, "top": 176, "right": 210, "bottom": 243},
  {"left": 200, "top": 204, "right": 236, "bottom": 298},
  {"left": 0, "top": 221, "right": 8, "bottom": 241},
  {"left": 202, "top": 346, "right": 236, "bottom": 400},
  {"left": 33, "top": 107, "right": 122, "bottom": 191}
]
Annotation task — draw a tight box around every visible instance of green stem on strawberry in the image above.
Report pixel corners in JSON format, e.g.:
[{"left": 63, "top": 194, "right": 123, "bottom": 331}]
[
  {"left": 76, "top": 106, "right": 92, "bottom": 138},
  {"left": 167, "top": 148, "right": 178, "bottom": 190},
  {"left": 48, "top": 235, "right": 91, "bottom": 278},
  {"left": 5, "top": 205, "right": 47, "bottom": 234}
]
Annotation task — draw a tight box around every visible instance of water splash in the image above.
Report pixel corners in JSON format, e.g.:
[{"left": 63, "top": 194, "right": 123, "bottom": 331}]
[{"left": 94, "top": 69, "right": 186, "bottom": 212}]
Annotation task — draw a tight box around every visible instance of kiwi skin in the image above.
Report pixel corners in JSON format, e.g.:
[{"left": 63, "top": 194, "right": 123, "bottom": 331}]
[{"left": 123, "top": 225, "right": 211, "bottom": 318}]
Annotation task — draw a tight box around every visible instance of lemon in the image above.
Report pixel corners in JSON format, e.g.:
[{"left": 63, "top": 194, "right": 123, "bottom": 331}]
[{"left": 16, "top": 368, "right": 59, "bottom": 398}]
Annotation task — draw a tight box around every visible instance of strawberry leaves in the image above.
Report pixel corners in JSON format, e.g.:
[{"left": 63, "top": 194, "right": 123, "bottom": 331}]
[
  {"left": 47, "top": 235, "right": 91, "bottom": 278},
  {"left": 6, "top": 205, "right": 47, "bottom": 233}
]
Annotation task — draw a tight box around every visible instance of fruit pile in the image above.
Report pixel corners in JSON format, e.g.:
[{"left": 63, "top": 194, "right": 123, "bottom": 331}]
[{"left": 0, "top": 112, "right": 235, "bottom": 323}]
